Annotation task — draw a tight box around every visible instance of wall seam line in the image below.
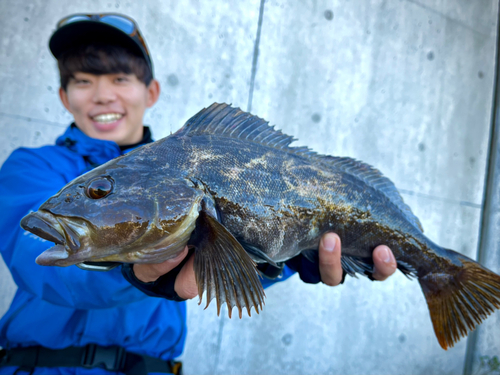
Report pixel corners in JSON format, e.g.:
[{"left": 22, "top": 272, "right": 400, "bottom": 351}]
[
  {"left": 405, "top": 0, "right": 491, "bottom": 37},
  {"left": 212, "top": 314, "right": 226, "bottom": 373},
  {"left": 247, "top": 0, "right": 266, "bottom": 113},
  {"left": 0, "top": 112, "right": 66, "bottom": 128},
  {"left": 462, "top": 0, "right": 500, "bottom": 373}
]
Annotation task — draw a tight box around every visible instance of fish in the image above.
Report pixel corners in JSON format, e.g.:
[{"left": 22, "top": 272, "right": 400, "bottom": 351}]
[{"left": 20, "top": 103, "right": 500, "bottom": 350}]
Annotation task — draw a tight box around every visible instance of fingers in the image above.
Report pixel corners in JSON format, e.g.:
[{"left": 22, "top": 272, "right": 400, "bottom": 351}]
[
  {"left": 132, "top": 246, "right": 198, "bottom": 300},
  {"left": 318, "top": 232, "right": 343, "bottom": 286},
  {"left": 175, "top": 255, "right": 198, "bottom": 299},
  {"left": 372, "top": 245, "right": 397, "bottom": 281},
  {"left": 133, "top": 246, "right": 189, "bottom": 283},
  {"left": 318, "top": 233, "right": 397, "bottom": 285}
]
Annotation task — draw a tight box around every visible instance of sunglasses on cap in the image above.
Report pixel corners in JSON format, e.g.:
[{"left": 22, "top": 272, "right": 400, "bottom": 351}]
[{"left": 56, "top": 13, "right": 151, "bottom": 59}]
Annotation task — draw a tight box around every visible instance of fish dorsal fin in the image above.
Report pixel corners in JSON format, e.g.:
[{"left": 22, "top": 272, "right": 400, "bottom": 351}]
[
  {"left": 177, "top": 103, "right": 297, "bottom": 150},
  {"left": 179, "top": 103, "right": 423, "bottom": 232}
]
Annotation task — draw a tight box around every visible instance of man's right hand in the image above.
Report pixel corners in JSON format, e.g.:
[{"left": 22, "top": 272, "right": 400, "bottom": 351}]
[{"left": 133, "top": 246, "right": 198, "bottom": 299}]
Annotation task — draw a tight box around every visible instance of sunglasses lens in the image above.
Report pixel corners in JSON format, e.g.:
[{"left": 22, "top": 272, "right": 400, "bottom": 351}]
[
  {"left": 58, "top": 15, "right": 91, "bottom": 27},
  {"left": 100, "top": 15, "right": 135, "bottom": 35}
]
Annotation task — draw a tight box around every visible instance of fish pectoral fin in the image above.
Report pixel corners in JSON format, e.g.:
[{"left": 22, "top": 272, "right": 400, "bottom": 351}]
[{"left": 190, "top": 210, "right": 265, "bottom": 318}]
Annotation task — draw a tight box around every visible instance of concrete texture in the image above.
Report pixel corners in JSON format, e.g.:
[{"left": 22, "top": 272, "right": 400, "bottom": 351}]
[
  {"left": 0, "top": 0, "right": 498, "bottom": 374},
  {"left": 464, "top": 45, "right": 500, "bottom": 374}
]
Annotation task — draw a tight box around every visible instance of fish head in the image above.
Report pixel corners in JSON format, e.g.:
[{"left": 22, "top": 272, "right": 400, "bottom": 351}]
[{"left": 21, "top": 161, "right": 204, "bottom": 267}]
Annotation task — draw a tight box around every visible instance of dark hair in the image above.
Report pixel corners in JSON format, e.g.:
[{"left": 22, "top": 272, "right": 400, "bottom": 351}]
[{"left": 57, "top": 44, "right": 153, "bottom": 91}]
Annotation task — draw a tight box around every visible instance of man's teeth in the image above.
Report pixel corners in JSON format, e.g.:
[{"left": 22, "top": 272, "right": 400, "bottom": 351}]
[{"left": 92, "top": 113, "right": 123, "bottom": 123}]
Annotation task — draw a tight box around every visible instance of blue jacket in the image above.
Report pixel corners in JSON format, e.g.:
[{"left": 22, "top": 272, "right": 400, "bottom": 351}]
[{"left": 0, "top": 125, "right": 295, "bottom": 373}]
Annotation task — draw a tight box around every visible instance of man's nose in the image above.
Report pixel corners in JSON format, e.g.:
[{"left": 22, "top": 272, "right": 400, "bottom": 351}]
[{"left": 92, "top": 79, "right": 116, "bottom": 104}]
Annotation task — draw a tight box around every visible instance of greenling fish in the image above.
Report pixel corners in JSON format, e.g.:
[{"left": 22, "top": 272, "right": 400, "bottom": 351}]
[{"left": 21, "top": 103, "right": 500, "bottom": 350}]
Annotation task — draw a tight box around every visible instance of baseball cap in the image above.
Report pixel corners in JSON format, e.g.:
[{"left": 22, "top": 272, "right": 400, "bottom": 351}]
[{"left": 49, "top": 13, "right": 154, "bottom": 77}]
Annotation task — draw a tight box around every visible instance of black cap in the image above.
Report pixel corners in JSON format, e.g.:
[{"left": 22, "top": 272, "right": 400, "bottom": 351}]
[{"left": 49, "top": 14, "right": 154, "bottom": 76}]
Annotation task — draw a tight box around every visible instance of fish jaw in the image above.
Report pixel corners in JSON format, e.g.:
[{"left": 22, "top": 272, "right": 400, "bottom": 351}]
[
  {"left": 35, "top": 244, "right": 69, "bottom": 266},
  {"left": 21, "top": 210, "right": 91, "bottom": 267}
]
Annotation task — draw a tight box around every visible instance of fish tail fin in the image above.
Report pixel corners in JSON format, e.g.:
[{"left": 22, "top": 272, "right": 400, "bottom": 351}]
[{"left": 418, "top": 250, "right": 500, "bottom": 350}]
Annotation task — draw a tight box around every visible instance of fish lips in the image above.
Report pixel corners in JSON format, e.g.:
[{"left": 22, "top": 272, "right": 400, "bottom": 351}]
[
  {"left": 35, "top": 244, "right": 70, "bottom": 266},
  {"left": 20, "top": 210, "right": 83, "bottom": 266},
  {"left": 21, "top": 211, "right": 65, "bottom": 245}
]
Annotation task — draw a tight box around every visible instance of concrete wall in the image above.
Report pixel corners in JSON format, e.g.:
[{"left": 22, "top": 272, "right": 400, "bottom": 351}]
[{"left": 0, "top": 0, "right": 498, "bottom": 374}]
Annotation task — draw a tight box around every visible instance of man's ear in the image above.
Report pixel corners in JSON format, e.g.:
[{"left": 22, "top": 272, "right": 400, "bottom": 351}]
[
  {"left": 59, "top": 87, "right": 72, "bottom": 113},
  {"left": 146, "top": 79, "right": 160, "bottom": 108}
]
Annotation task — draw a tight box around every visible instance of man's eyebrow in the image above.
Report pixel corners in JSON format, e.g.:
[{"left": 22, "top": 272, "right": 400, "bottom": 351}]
[{"left": 68, "top": 75, "right": 87, "bottom": 81}]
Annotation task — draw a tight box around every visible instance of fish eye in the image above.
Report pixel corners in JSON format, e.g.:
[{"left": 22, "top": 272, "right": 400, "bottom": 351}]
[{"left": 86, "top": 177, "right": 114, "bottom": 199}]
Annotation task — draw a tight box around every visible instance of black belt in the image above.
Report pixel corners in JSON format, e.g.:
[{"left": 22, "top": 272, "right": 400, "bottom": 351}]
[{"left": 0, "top": 344, "right": 182, "bottom": 375}]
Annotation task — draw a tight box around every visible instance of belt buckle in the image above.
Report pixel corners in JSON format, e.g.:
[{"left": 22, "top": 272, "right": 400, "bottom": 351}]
[
  {"left": 169, "top": 360, "right": 183, "bottom": 375},
  {"left": 81, "top": 344, "right": 126, "bottom": 371}
]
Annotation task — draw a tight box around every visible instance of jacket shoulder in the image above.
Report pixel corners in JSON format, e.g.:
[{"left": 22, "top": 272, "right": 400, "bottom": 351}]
[
  {"left": 1, "top": 144, "right": 85, "bottom": 184},
  {"left": 6, "top": 144, "right": 70, "bottom": 164}
]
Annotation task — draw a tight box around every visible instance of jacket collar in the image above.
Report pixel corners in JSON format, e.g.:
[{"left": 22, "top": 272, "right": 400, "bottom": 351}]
[{"left": 56, "top": 124, "right": 154, "bottom": 167}]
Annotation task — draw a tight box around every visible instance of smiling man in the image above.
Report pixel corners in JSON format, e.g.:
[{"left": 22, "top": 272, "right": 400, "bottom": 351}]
[
  {"left": 59, "top": 70, "right": 159, "bottom": 145},
  {"left": 0, "top": 13, "right": 396, "bottom": 374}
]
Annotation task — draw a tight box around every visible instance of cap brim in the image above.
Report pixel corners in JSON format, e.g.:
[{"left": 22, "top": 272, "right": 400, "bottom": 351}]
[{"left": 49, "top": 21, "right": 152, "bottom": 72}]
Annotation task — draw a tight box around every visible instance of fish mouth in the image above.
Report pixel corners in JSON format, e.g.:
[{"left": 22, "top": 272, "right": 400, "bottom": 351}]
[
  {"left": 20, "top": 210, "right": 65, "bottom": 246},
  {"left": 20, "top": 210, "right": 88, "bottom": 267}
]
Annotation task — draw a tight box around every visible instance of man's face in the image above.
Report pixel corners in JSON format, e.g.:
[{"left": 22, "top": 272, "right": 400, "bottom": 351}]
[{"left": 59, "top": 72, "right": 160, "bottom": 145}]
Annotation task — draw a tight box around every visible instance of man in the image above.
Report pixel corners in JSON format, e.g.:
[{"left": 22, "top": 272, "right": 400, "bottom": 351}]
[{"left": 0, "top": 13, "right": 396, "bottom": 374}]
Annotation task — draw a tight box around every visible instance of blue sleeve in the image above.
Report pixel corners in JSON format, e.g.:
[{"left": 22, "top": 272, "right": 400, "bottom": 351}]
[
  {"left": 259, "top": 265, "right": 295, "bottom": 288},
  {"left": 0, "top": 148, "right": 149, "bottom": 309},
  {"left": 285, "top": 254, "right": 322, "bottom": 283},
  {"left": 285, "top": 253, "right": 345, "bottom": 284}
]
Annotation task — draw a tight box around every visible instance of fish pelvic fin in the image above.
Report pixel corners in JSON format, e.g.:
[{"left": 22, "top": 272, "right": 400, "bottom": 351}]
[
  {"left": 419, "top": 251, "right": 500, "bottom": 350},
  {"left": 190, "top": 210, "right": 265, "bottom": 318}
]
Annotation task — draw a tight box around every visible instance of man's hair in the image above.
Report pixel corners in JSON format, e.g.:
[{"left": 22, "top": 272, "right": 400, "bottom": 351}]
[{"left": 57, "top": 44, "right": 153, "bottom": 91}]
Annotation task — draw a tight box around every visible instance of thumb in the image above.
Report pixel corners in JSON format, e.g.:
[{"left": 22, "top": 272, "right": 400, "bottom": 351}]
[
  {"left": 175, "top": 255, "right": 198, "bottom": 300},
  {"left": 133, "top": 246, "right": 189, "bottom": 283},
  {"left": 372, "top": 245, "right": 397, "bottom": 281}
]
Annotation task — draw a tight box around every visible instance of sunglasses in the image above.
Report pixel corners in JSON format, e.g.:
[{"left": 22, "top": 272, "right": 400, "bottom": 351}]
[{"left": 56, "top": 13, "right": 150, "bottom": 59}]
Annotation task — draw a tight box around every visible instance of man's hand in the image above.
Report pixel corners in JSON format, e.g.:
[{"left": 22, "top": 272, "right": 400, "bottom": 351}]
[
  {"left": 319, "top": 232, "right": 397, "bottom": 286},
  {"left": 133, "top": 246, "right": 198, "bottom": 299}
]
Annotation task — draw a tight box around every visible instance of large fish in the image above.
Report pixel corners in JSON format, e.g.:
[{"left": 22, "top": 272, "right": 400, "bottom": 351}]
[{"left": 21, "top": 103, "right": 500, "bottom": 350}]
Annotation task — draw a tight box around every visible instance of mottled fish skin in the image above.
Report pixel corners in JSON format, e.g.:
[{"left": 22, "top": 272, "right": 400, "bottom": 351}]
[
  {"left": 21, "top": 103, "right": 500, "bottom": 350},
  {"left": 134, "top": 127, "right": 431, "bottom": 277}
]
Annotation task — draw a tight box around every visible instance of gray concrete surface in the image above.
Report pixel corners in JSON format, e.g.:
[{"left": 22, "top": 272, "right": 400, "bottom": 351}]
[
  {"left": 0, "top": 0, "right": 498, "bottom": 374},
  {"left": 464, "top": 40, "right": 500, "bottom": 374}
]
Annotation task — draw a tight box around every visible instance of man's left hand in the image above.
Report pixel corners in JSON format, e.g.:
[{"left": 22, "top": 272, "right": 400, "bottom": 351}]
[{"left": 318, "top": 232, "right": 397, "bottom": 286}]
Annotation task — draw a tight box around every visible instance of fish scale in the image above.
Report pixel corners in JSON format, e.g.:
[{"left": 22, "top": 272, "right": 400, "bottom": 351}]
[
  {"left": 179, "top": 138, "right": 417, "bottom": 263},
  {"left": 21, "top": 102, "right": 500, "bottom": 349}
]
